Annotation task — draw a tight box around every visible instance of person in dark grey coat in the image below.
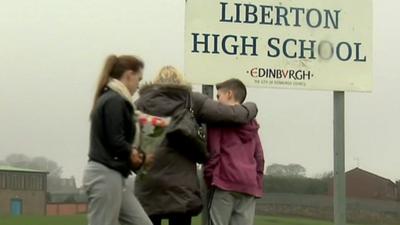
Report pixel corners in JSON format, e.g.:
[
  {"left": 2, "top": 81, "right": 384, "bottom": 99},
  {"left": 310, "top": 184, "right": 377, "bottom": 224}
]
[{"left": 134, "top": 66, "right": 258, "bottom": 225}]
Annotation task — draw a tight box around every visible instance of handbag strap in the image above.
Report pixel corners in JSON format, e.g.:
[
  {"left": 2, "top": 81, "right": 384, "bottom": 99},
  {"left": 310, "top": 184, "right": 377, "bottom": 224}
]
[{"left": 185, "top": 91, "right": 193, "bottom": 112}]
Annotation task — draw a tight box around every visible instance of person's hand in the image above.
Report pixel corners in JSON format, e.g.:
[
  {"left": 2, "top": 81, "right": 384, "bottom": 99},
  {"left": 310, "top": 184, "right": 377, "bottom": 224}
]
[
  {"left": 130, "top": 148, "right": 144, "bottom": 170},
  {"left": 143, "top": 153, "right": 156, "bottom": 170}
]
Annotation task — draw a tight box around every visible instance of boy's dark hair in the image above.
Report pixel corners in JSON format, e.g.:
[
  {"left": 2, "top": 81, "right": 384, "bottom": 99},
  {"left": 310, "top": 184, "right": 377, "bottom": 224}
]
[{"left": 216, "top": 78, "right": 247, "bottom": 103}]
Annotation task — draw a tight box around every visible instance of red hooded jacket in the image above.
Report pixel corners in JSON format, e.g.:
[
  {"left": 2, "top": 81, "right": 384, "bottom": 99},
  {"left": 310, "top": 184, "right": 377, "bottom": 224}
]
[{"left": 204, "top": 120, "right": 265, "bottom": 198}]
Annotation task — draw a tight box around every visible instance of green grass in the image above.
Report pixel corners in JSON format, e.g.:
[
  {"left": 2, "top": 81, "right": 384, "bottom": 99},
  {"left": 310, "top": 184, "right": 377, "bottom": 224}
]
[
  {"left": 0, "top": 215, "right": 86, "bottom": 225},
  {"left": 0, "top": 215, "right": 394, "bottom": 225}
]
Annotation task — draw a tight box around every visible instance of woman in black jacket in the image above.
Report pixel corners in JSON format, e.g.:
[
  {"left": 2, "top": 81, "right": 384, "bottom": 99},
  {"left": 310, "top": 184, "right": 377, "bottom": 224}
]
[
  {"left": 83, "top": 55, "right": 152, "bottom": 225},
  {"left": 134, "top": 66, "right": 258, "bottom": 225}
]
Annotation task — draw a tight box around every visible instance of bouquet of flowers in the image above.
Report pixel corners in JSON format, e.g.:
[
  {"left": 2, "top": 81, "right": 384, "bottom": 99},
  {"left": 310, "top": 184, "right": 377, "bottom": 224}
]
[{"left": 136, "top": 112, "right": 171, "bottom": 175}]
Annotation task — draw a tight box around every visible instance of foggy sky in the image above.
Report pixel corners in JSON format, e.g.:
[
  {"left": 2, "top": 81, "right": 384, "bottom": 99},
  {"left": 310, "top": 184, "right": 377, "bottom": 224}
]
[{"left": 0, "top": 0, "right": 399, "bottom": 186}]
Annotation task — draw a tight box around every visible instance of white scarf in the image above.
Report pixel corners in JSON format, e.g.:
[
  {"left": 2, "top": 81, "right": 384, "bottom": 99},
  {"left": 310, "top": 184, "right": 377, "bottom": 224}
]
[
  {"left": 107, "top": 78, "right": 133, "bottom": 105},
  {"left": 107, "top": 79, "right": 141, "bottom": 149}
]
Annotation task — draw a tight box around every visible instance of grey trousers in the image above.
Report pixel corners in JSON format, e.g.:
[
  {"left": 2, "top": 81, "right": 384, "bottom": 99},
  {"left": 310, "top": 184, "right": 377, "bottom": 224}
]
[
  {"left": 83, "top": 161, "right": 152, "bottom": 225},
  {"left": 208, "top": 188, "right": 256, "bottom": 225}
]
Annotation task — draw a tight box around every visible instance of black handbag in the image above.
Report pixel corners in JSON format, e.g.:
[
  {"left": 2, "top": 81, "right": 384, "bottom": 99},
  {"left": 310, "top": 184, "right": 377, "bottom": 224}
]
[{"left": 166, "top": 92, "right": 208, "bottom": 163}]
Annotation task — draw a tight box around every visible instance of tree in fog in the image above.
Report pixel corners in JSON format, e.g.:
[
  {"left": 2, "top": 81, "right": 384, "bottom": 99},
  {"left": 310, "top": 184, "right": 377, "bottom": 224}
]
[
  {"left": 315, "top": 171, "right": 334, "bottom": 180},
  {"left": 3, "top": 153, "right": 63, "bottom": 178},
  {"left": 266, "top": 163, "right": 306, "bottom": 177}
]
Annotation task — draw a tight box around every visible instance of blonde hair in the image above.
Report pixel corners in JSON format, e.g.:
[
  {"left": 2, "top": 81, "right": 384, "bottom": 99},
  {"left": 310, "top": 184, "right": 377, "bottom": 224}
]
[{"left": 153, "top": 66, "right": 186, "bottom": 85}]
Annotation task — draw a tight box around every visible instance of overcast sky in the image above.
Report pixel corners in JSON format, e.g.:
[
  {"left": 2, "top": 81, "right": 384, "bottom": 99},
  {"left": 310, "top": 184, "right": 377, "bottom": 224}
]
[{"left": 0, "top": 0, "right": 399, "bottom": 185}]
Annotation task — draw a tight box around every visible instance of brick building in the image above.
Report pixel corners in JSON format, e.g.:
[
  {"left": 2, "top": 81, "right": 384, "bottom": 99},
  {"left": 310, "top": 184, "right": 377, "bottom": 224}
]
[
  {"left": 328, "top": 167, "right": 398, "bottom": 200},
  {"left": 0, "top": 166, "right": 47, "bottom": 215},
  {"left": 47, "top": 193, "right": 88, "bottom": 216}
]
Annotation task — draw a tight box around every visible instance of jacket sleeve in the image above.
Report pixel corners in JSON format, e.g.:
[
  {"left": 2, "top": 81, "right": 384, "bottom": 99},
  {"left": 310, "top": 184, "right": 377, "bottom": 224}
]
[
  {"left": 204, "top": 127, "right": 222, "bottom": 186},
  {"left": 254, "top": 132, "right": 265, "bottom": 188},
  {"left": 103, "top": 98, "right": 133, "bottom": 160},
  {"left": 192, "top": 92, "right": 258, "bottom": 124}
]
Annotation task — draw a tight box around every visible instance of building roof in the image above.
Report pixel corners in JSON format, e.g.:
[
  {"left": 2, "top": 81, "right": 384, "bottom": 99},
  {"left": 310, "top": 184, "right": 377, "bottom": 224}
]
[
  {"left": 347, "top": 167, "right": 394, "bottom": 184},
  {"left": 0, "top": 165, "right": 48, "bottom": 173}
]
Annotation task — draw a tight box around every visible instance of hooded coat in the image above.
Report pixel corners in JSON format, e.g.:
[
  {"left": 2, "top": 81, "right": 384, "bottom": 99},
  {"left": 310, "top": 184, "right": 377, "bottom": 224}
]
[{"left": 205, "top": 120, "right": 265, "bottom": 198}]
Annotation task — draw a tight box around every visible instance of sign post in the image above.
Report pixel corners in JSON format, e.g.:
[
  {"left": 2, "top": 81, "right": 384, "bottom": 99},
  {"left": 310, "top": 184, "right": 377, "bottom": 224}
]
[{"left": 334, "top": 91, "right": 346, "bottom": 224}]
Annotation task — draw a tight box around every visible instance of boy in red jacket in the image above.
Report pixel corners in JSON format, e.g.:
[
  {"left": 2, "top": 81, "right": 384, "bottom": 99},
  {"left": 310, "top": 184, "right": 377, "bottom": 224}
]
[{"left": 204, "top": 79, "right": 264, "bottom": 225}]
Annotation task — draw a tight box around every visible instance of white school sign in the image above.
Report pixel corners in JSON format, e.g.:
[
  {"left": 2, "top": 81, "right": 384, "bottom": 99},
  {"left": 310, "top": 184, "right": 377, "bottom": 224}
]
[{"left": 184, "top": 0, "right": 373, "bottom": 92}]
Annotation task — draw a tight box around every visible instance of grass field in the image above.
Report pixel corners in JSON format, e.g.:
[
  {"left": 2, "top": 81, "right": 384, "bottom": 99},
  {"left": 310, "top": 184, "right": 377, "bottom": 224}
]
[{"left": 0, "top": 215, "right": 376, "bottom": 225}]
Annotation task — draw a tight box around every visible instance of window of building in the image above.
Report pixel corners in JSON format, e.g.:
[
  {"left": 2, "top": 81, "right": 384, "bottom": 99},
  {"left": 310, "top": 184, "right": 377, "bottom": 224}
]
[
  {"left": 15, "top": 174, "right": 24, "bottom": 190},
  {"left": 25, "top": 174, "right": 34, "bottom": 190},
  {"left": 26, "top": 174, "right": 44, "bottom": 191},
  {"left": 32, "top": 175, "right": 38, "bottom": 190},
  {"left": 11, "top": 174, "right": 17, "bottom": 189},
  {"left": 6, "top": 173, "right": 11, "bottom": 189},
  {"left": 0, "top": 172, "right": 6, "bottom": 189},
  {"left": 38, "top": 176, "right": 43, "bottom": 190}
]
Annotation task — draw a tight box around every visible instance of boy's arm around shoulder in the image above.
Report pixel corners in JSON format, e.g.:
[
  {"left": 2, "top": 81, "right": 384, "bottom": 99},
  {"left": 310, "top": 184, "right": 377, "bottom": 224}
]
[
  {"left": 192, "top": 92, "right": 258, "bottom": 124},
  {"left": 204, "top": 126, "right": 222, "bottom": 186}
]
